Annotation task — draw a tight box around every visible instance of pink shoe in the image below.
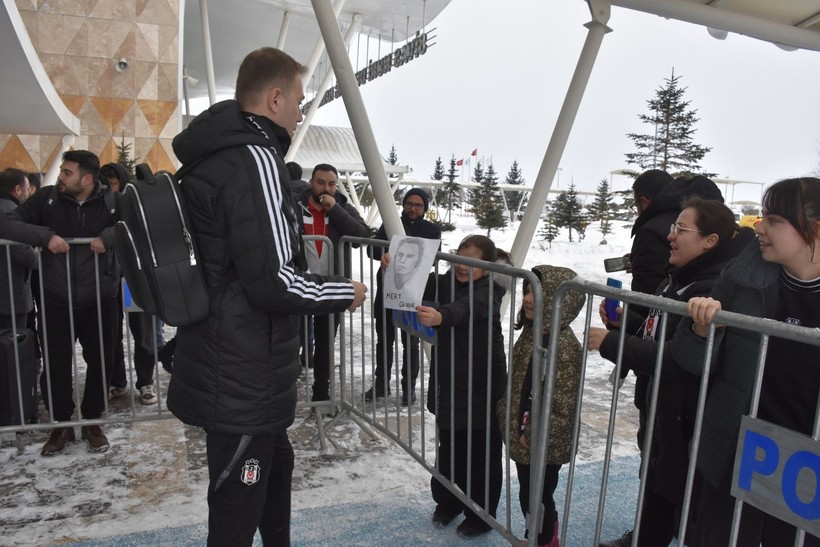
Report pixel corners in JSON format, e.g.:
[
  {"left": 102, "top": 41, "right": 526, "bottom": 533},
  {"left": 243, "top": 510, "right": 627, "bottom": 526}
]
[{"left": 521, "top": 519, "right": 560, "bottom": 547}]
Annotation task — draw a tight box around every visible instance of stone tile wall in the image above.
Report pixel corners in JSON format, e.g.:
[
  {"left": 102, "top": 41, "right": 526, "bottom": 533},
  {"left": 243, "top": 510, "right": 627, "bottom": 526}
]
[{"left": 0, "top": 0, "right": 180, "bottom": 176}]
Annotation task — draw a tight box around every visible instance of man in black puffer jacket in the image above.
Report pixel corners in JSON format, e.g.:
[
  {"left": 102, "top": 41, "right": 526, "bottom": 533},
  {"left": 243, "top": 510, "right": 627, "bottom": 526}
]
[{"left": 168, "top": 48, "right": 366, "bottom": 546}]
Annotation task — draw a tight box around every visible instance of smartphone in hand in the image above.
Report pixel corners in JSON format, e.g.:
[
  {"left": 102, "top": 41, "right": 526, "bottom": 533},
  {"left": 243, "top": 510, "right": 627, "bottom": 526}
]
[
  {"left": 604, "top": 278, "right": 622, "bottom": 321},
  {"left": 604, "top": 256, "right": 631, "bottom": 273}
]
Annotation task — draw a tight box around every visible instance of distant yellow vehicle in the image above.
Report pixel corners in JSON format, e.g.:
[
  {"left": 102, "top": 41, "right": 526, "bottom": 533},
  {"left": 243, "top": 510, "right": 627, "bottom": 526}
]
[{"left": 739, "top": 214, "right": 762, "bottom": 229}]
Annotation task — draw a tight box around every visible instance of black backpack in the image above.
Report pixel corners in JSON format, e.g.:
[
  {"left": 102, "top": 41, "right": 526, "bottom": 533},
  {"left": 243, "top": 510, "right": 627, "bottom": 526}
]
[{"left": 113, "top": 163, "right": 209, "bottom": 326}]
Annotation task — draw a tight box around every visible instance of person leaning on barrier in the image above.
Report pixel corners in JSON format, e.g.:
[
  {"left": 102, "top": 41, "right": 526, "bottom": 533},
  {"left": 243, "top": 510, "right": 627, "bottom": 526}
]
[
  {"left": 166, "top": 47, "right": 366, "bottom": 547},
  {"left": 100, "top": 162, "right": 160, "bottom": 406},
  {"left": 364, "top": 188, "right": 441, "bottom": 405},
  {"left": 674, "top": 177, "right": 820, "bottom": 547},
  {"left": 416, "top": 234, "right": 507, "bottom": 539},
  {"left": 625, "top": 172, "right": 725, "bottom": 469},
  {"left": 297, "top": 162, "right": 370, "bottom": 404},
  {"left": 589, "top": 198, "right": 754, "bottom": 547},
  {"left": 0, "top": 150, "right": 121, "bottom": 455},
  {"left": 0, "top": 168, "right": 37, "bottom": 330},
  {"left": 499, "top": 265, "right": 585, "bottom": 547}
]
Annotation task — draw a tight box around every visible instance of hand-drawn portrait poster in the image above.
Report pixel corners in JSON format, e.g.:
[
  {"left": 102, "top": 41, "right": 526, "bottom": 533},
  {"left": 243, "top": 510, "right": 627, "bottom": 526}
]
[{"left": 383, "top": 235, "right": 439, "bottom": 311}]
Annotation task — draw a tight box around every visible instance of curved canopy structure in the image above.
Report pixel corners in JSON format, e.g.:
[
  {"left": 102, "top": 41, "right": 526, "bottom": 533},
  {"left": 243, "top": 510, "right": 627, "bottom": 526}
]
[
  {"left": 0, "top": 0, "right": 80, "bottom": 135},
  {"left": 182, "top": 0, "right": 449, "bottom": 103}
]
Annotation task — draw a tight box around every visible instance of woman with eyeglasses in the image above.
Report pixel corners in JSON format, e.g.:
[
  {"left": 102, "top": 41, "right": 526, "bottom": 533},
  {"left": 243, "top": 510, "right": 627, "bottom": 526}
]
[
  {"left": 589, "top": 197, "right": 755, "bottom": 547},
  {"left": 676, "top": 177, "right": 820, "bottom": 546}
]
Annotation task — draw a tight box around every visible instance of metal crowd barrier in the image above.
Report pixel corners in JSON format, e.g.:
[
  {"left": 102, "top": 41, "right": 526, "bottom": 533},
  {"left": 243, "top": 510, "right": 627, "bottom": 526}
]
[
  {"left": 336, "top": 235, "right": 546, "bottom": 545},
  {"left": 4, "top": 233, "right": 815, "bottom": 546},
  {"left": 0, "top": 239, "right": 174, "bottom": 450},
  {"left": 0, "top": 236, "right": 342, "bottom": 449},
  {"left": 553, "top": 277, "right": 820, "bottom": 547}
]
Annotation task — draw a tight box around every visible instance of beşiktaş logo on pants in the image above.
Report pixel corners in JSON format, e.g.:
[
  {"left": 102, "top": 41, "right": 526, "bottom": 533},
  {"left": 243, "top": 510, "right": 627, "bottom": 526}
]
[{"left": 241, "top": 459, "right": 261, "bottom": 485}]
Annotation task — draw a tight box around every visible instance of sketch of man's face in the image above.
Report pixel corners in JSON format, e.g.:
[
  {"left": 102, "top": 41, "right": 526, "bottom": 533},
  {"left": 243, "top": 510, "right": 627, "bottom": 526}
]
[{"left": 394, "top": 239, "right": 424, "bottom": 289}]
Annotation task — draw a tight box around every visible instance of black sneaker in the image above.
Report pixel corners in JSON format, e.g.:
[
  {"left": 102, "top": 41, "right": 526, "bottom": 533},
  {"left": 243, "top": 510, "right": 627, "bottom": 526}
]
[
  {"left": 431, "top": 507, "right": 460, "bottom": 528},
  {"left": 599, "top": 529, "right": 633, "bottom": 547},
  {"left": 456, "top": 520, "right": 490, "bottom": 538},
  {"left": 401, "top": 390, "right": 417, "bottom": 406},
  {"left": 364, "top": 384, "right": 389, "bottom": 402}
]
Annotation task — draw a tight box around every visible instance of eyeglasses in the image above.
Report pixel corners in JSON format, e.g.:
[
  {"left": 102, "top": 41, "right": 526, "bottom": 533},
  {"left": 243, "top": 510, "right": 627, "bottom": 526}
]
[
  {"left": 670, "top": 223, "right": 700, "bottom": 236},
  {"left": 404, "top": 202, "right": 424, "bottom": 210}
]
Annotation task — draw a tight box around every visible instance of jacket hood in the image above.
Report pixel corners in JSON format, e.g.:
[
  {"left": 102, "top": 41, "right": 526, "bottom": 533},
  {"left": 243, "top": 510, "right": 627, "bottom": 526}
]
[
  {"left": 632, "top": 175, "right": 724, "bottom": 236},
  {"left": 530, "top": 265, "right": 585, "bottom": 334},
  {"left": 100, "top": 163, "right": 130, "bottom": 192},
  {"left": 172, "top": 100, "right": 285, "bottom": 166}
]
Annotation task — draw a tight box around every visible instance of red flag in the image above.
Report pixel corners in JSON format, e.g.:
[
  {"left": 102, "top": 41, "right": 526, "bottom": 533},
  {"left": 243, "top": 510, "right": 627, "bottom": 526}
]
[
  {"left": 470, "top": 149, "right": 478, "bottom": 157},
  {"left": 456, "top": 159, "right": 463, "bottom": 166}
]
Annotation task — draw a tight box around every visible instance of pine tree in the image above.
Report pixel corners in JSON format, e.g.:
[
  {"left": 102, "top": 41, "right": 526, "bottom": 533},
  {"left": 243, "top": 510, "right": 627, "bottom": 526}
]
[
  {"left": 387, "top": 145, "right": 403, "bottom": 204},
  {"left": 116, "top": 135, "right": 138, "bottom": 182},
  {"left": 551, "top": 183, "right": 584, "bottom": 242},
  {"left": 467, "top": 161, "right": 484, "bottom": 210},
  {"left": 588, "top": 178, "right": 615, "bottom": 244},
  {"left": 503, "top": 160, "right": 527, "bottom": 222},
  {"left": 430, "top": 156, "right": 445, "bottom": 205},
  {"left": 440, "top": 155, "right": 462, "bottom": 223},
  {"left": 625, "top": 70, "right": 712, "bottom": 177},
  {"left": 473, "top": 162, "right": 507, "bottom": 236},
  {"left": 538, "top": 204, "right": 560, "bottom": 248}
]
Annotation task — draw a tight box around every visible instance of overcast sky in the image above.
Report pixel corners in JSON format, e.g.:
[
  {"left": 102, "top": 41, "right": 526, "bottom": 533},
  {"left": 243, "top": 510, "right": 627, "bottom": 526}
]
[{"left": 309, "top": 0, "right": 820, "bottom": 203}]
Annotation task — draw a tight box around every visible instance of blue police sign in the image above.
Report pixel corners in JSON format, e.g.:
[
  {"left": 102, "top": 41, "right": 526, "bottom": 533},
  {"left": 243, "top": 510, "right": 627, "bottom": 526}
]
[{"left": 732, "top": 416, "right": 820, "bottom": 537}]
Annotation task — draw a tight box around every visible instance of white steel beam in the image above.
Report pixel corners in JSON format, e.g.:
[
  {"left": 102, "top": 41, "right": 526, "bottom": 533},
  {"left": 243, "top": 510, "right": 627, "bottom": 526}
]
[
  {"left": 510, "top": 1, "right": 611, "bottom": 268},
  {"left": 311, "top": 0, "right": 404, "bottom": 238},
  {"left": 277, "top": 11, "right": 291, "bottom": 50},
  {"left": 199, "top": 0, "right": 217, "bottom": 105},
  {"left": 287, "top": 12, "right": 362, "bottom": 162}
]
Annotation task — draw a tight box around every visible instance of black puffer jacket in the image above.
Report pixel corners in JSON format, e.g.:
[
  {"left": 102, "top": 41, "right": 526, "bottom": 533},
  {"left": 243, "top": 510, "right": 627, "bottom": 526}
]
[
  {"left": 424, "top": 270, "right": 507, "bottom": 431},
  {"left": 630, "top": 176, "right": 724, "bottom": 298},
  {"left": 167, "top": 100, "right": 355, "bottom": 434},
  {"left": 0, "top": 182, "right": 120, "bottom": 308},
  {"left": 673, "top": 239, "right": 787, "bottom": 489}
]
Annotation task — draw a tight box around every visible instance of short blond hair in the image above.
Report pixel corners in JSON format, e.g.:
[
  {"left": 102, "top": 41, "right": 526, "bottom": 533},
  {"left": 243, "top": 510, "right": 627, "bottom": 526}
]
[{"left": 235, "top": 47, "right": 306, "bottom": 108}]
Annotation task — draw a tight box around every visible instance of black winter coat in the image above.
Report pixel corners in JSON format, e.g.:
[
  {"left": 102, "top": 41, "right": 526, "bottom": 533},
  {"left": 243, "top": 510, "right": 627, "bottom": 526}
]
[
  {"left": 424, "top": 271, "right": 507, "bottom": 431},
  {"left": 0, "top": 182, "right": 120, "bottom": 308},
  {"left": 672, "top": 238, "right": 791, "bottom": 489},
  {"left": 601, "top": 228, "right": 754, "bottom": 503},
  {"left": 167, "top": 100, "right": 354, "bottom": 434}
]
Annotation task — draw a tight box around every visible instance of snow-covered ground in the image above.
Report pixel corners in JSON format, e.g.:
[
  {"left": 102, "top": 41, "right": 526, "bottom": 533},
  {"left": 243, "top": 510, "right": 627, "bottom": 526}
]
[{"left": 0, "top": 210, "right": 642, "bottom": 546}]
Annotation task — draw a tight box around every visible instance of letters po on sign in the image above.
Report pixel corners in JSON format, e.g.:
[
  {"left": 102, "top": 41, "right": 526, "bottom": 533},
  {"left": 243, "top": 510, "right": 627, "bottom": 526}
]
[{"left": 731, "top": 415, "right": 820, "bottom": 537}]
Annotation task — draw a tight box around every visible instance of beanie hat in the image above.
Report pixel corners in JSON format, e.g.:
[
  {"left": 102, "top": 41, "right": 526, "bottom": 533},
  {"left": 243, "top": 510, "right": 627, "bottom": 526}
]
[{"left": 403, "top": 188, "right": 429, "bottom": 211}]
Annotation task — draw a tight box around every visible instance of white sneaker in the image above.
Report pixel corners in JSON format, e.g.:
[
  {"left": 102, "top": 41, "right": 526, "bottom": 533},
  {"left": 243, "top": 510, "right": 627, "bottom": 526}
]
[
  {"left": 139, "top": 385, "right": 157, "bottom": 405},
  {"left": 108, "top": 385, "right": 128, "bottom": 401}
]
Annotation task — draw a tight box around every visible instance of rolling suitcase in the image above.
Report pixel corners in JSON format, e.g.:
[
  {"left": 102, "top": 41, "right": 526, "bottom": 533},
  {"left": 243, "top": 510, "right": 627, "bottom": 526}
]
[{"left": 0, "top": 328, "right": 38, "bottom": 426}]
